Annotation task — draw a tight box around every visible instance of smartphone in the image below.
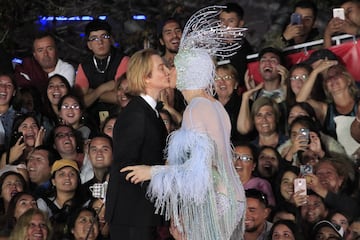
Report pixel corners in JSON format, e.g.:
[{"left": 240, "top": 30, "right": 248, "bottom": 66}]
[
  {"left": 294, "top": 178, "right": 307, "bottom": 195},
  {"left": 333, "top": 8, "right": 345, "bottom": 20},
  {"left": 291, "top": 13, "right": 302, "bottom": 25},
  {"left": 299, "top": 128, "right": 310, "bottom": 143},
  {"left": 300, "top": 164, "right": 313, "bottom": 175},
  {"left": 13, "top": 131, "right": 24, "bottom": 144}
]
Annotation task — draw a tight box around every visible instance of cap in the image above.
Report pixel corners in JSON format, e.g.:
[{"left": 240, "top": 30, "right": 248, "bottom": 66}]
[
  {"left": 85, "top": 19, "right": 112, "bottom": 37},
  {"left": 312, "top": 220, "right": 344, "bottom": 239},
  {"left": 51, "top": 159, "right": 79, "bottom": 175},
  {"left": 304, "top": 49, "right": 339, "bottom": 65}
]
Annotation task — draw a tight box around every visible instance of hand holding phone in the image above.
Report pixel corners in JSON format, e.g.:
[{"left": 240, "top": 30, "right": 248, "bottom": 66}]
[{"left": 333, "top": 8, "right": 345, "bottom": 20}]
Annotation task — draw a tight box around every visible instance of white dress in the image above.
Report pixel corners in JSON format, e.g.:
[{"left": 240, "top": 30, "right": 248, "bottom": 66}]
[{"left": 149, "top": 97, "right": 245, "bottom": 240}]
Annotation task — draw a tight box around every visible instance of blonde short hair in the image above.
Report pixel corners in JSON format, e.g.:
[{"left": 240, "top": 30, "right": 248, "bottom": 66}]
[
  {"left": 127, "top": 48, "right": 159, "bottom": 96},
  {"left": 10, "top": 208, "right": 52, "bottom": 240}
]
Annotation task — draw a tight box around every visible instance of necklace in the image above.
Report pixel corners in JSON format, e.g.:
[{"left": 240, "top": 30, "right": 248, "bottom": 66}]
[{"left": 93, "top": 55, "right": 111, "bottom": 73}]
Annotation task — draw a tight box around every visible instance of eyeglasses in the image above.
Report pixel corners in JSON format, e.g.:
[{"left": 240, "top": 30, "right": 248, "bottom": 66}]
[
  {"left": 290, "top": 74, "right": 308, "bottom": 82},
  {"left": 55, "top": 132, "right": 75, "bottom": 139},
  {"left": 215, "top": 75, "right": 234, "bottom": 81},
  {"left": 61, "top": 104, "right": 80, "bottom": 110},
  {"left": 234, "top": 153, "right": 253, "bottom": 162},
  {"left": 88, "top": 34, "right": 111, "bottom": 42}
]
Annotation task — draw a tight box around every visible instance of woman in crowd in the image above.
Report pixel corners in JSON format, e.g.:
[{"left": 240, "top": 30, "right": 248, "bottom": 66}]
[
  {"left": 89, "top": 198, "right": 109, "bottom": 239},
  {"left": 268, "top": 219, "right": 301, "bottom": 240},
  {"left": 250, "top": 97, "right": 288, "bottom": 149},
  {"left": 285, "top": 63, "right": 325, "bottom": 109},
  {"left": 67, "top": 207, "right": 100, "bottom": 240},
  {"left": 0, "top": 113, "right": 45, "bottom": 167},
  {"left": 115, "top": 73, "right": 132, "bottom": 110},
  {"left": 101, "top": 115, "right": 117, "bottom": 139},
  {"left": 2, "top": 191, "right": 37, "bottom": 231},
  {"left": 215, "top": 63, "right": 243, "bottom": 141},
  {"left": 307, "top": 157, "right": 359, "bottom": 220},
  {"left": 58, "top": 94, "right": 96, "bottom": 140},
  {"left": 328, "top": 210, "right": 351, "bottom": 238},
  {"left": 233, "top": 142, "right": 275, "bottom": 206},
  {"left": 0, "top": 171, "right": 27, "bottom": 216},
  {"left": 9, "top": 208, "right": 52, "bottom": 240},
  {"left": 44, "top": 74, "right": 72, "bottom": 126},
  {"left": 297, "top": 63, "right": 358, "bottom": 139},
  {"left": 37, "top": 159, "right": 85, "bottom": 239},
  {"left": 255, "top": 145, "right": 284, "bottom": 185},
  {"left": 278, "top": 116, "right": 345, "bottom": 166}
]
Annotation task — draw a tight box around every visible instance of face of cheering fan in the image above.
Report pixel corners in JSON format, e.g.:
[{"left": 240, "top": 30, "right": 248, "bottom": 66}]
[
  {"left": 18, "top": 117, "right": 39, "bottom": 147},
  {"left": 215, "top": 67, "right": 238, "bottom": 102},
  {"left": 47, "top": 76, "right": 69, "bottom": 107}
]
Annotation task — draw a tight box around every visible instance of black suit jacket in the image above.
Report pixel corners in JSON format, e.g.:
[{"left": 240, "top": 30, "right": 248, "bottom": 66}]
[{"left": 105, "top": 96, "right": 167, "bottom": 227}]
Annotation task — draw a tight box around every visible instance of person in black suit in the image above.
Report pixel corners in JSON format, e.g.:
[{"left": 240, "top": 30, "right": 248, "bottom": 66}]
[{"left": 105, "top": 48, "right": 170, "bottom": 240}]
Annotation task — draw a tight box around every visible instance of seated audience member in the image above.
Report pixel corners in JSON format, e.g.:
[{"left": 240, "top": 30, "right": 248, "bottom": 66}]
[
  {"left": 263, "top": 0, "right": 320, "bottom": 49},
  {"left": 219, "top": 2, "right": 254, "bottom": 89},
  {"left": 270, "top": 202, "right": 299, "bottom": 223},
  {"left": 285, "top": 63, "right": 326, "bottom": 109},
  {"left": 215, "top": 63, "right": 244, "bottom": 142},
  {"left": 307, "top": 157, "right": 359, "bottom": 219},
  {"left": 82, "top": 134, "right": 112, "bottom": 200},
  {"left": 278, "top": 116, "right": 346, "bottom": 166},
  {"left": 233, "top": 142, "right": 276, "bottom": 207},
  {"left": 274, "top": 166, "right": 308, "bottom": 208},
  {"left": 311, "top": 220, "right": 345, "bottom": 240},
  {"left": 89, "top": 197, "right": 109, "bottom": 239},
  {"left": 58, "top": 93, "right": 96, "bottom": 141},
  {"left": 37, "top": 159, "right": 85, "bottom": 240},
  {"left": 0, "top": 113, "right": 45, "bottom": 168},
  {"left": 324, "top": 0, "right": 360, "bottom": 48},
  {"left": 347, "top": 218, "right": 360, "bottom": 239},
  {"left": 0, "top": 73, "right": 23, "bottom": 152},
  {"left": 248, "top": 97, "right": 288, "bottom": 149},
  {"left": 66, "top": 207, "right": 99, "bottom": 240},
  {"left": 26, "top": 146, "right": 57, "bottom": 199},
  {"left": 9, "top": 208, "right": 52, "bottom": 240},
  {"left": 255, "top": 146, "right": 284, "bottom": 187},
  {"left": 300, "top": 191, "right": 329, "bottom": 239},
  {"left": 244, "top": 189, "right": 272, "bottom": 240},
  {"left": 2, "top": 191, "right": 37, "bottom": 231},
  {"left": 14, "top": 32, "right": 75, "bottom": 94},
  {"left": 43, "top": 74, "right": 72, "bottom": 128},
  {"left": 297, "top": 63, "right": 358, "bottom": 140},
  {"left": 328, "top": 210, "right": 352, "bottom": 238},
  {"left": 0, "top": 171, "right": 27, "bottom": 216},
  {"left": 238, "top": 47, "right": 288, "bottom": 136},
  {"left": 268, "top": 219, "right": 301, "bottom": 240},
  {"left": 75, "top": 19, "right": 128, "bottom": 127},
  {"left": 115, "top": 73, "right": 132, "bottom": 110},
  {"left": 49, "top": 124, "right": 85, "bottom": 169},
  {"left": 101, "top": 114, "right": 117, "bottom": 139}
]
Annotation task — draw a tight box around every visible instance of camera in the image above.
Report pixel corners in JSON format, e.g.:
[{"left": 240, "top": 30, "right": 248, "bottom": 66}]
[{"left": 89, "top": 182, "right": 108, "bottom": 199}]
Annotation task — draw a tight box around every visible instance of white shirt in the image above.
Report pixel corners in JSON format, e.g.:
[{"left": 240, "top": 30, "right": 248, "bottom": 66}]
[{"left": 49, "top": 59, "right": 75, "bottom": 86}]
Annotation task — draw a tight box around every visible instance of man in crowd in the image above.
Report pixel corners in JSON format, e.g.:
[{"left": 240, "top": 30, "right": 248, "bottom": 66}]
[
  {"left": 244, "top": 189, "right": 272, "bottom": 240},
  {"left": 75, "top": 19, "right": 128, "bottom": 126},
  {"left": 14, "top": 32, "right": 75, "bottom": 93}
]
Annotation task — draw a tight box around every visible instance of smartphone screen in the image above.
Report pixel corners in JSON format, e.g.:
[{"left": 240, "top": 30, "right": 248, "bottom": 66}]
[{"left": 333, "top": 8, "right": 345, "bottom": 20}]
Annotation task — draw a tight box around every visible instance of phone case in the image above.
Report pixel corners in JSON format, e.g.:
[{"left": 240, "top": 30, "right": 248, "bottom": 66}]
[
  {"left": 333, "top": 8, "right": 345, "bottom": 20},
  {"left": 294, "top": 178, "right": 307, "bottom": 195},
  {"left": 291, "top": 13, "right": 302, "bottom": 25}
]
